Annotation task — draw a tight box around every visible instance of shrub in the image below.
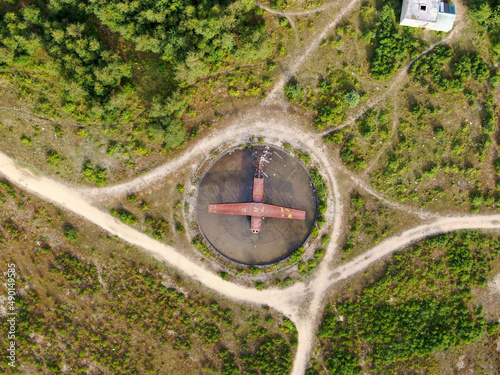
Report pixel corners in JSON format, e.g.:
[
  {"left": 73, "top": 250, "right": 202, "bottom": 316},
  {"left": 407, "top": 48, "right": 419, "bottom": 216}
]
[
  {"left": 82, "top": 161, "right": 107, "bottom": 186},
  {"left": 342, "top": 90, "right": 360, "bottom": 108},
  {"left": 175, "top": 220, "right": 185, "bottom": 233},
  {"left": 20, "top": 135, "right": 32, "bottom": 146},
  {"left": 284, "top": 81, "right": 304, "bottom": 101},
  {"left": 110, "top": 208, "right": 138, "bottom": 225},
  {"left": 127, "top": 194, "right": 138, "bottom": 203},
  {"left": 63, "top": 224, "right": 78, "bottom": 242},
  {"left": 46, "top": 149, "right": 62, "bottom": 166}
]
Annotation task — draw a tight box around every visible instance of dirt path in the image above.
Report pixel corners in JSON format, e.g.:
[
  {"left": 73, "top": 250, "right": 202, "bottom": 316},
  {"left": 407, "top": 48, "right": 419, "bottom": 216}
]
[
  {"left": 321, "top": 1, "right": 466, "bottom": 139},
  {"left": 256, "top": 4, "right": 301, "bottom": 45},
  {"left": 262, "top": 0, "right": 362, "bottom": 105},
  {"left": 0, "top": 3, "right": 482, "bottom": 375},
  {"left": 80, "top": 108, "right": 331, "bottom": 201},
  {"left": 327, "top": 214, "right": 500, "bottom": 288},
  {"left": 0, "top": 149, "right": 309, "bottom": 321}
]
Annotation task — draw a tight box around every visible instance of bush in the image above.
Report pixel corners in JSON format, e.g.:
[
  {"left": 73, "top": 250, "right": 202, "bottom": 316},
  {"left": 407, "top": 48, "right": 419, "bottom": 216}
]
[
  {"left": 369, "top": 5, "right": 419, "bottom": 80},
  {"left": 46, "top": 149, "right": 62, "bottom": 166},
  {"left": 63, "top": 224, "right": 78, "bottom": 242},
  {"left": 175, "top": 220, "right": 185, "bottom": 233},
  {"left": 284, "top": 81, "right": 304, "bottom": 101},
  {"left": 82, "top": 161, "right": 107, "bottom": 186},
  {"left": 342, "top": 90, "right": 360, "bottom": 108},
  {"left": 110, "top": 208, "right": 138, "bottom": 225}
]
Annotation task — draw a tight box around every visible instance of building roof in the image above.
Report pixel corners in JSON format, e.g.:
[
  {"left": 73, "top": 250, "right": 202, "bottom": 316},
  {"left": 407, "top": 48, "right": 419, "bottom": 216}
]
[
  {"left": 400, "top": 0, "right": 455, "bottom": 32},
  {"left": 403, "top": 0, "right": 440, "bottom": 23}
]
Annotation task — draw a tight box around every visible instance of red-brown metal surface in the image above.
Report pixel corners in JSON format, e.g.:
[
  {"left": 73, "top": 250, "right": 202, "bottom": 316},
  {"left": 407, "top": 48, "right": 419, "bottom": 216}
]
[
  {"left": 251, "top": 216, "right": 262, "bottom": 233},
  {"left": 208, "top": 149, "right": 306, "bottom": 234},
  {"left": 208, "top": 202, "right": 306, "bottom": 220},
  {"left": 252, "top": 177, "right": 264, "bottom": 203}
]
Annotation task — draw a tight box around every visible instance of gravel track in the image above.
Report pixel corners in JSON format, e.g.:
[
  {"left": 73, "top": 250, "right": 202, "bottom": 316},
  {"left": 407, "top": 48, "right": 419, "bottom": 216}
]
[{"left": 0, "top": 3, "right": 487, "bottom": 375}]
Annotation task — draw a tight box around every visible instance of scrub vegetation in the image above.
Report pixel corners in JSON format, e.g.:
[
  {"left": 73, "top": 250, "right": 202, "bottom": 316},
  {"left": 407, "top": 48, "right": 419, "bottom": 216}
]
[
  {"left": 0, "top": 0, "right": 500, "bottom": 373},
  {"left": 0, "top": 179, "right": 297, "bottom": 375},
  {"left": 309, "top": 231, "right": 500, "bottom": 374},
  {"left": 0, "top": 0, "right": 290, "bottom": 184}
]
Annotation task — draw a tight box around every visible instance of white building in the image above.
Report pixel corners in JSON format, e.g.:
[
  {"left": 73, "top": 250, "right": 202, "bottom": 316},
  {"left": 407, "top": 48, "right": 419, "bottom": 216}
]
[{"left": 400, "top": 0, "right": 456, "bottom": 32}]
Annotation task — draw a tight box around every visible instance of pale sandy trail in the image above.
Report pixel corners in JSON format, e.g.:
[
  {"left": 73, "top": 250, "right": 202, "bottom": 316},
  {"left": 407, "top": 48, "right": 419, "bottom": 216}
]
[
  {"left": 328, "top": 214, "right": 500, "bottom": 288},
  {"left": 341, "top": 165, "right": 437, "bottom": 220},
  {"left": 0, "top": 4, "right": 480, "bottom": 374},
  {"left": 0, "top": 109, "right": 341, "bottom": 321},
  {"left": 263, "top": 0, "right": 362, "bottom": 105},
  {"left": 0, "top": 150, "right": 307, "bottom": 321},
  {"left": 290, "top": 140, "right": 345, "bottom": 375},
  {"left": 81, "top": 109, "right": 332, "bottom": 201}
]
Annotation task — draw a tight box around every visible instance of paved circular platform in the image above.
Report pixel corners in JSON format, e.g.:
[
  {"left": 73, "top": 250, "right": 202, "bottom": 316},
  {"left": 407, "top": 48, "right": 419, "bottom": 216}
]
[{"left": 196, "top": 145, "right": 317, "bottom": 265}]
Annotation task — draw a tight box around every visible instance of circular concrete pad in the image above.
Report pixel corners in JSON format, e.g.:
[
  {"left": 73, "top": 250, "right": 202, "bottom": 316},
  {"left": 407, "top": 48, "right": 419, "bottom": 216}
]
[{"left": 196, "top": 145, "right": 317, "bottom": 265}]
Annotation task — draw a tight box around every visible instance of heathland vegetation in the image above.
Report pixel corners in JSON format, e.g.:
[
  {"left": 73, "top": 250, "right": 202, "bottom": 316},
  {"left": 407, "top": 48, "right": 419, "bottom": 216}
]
[
  {"left": 0, "top": 0, "right": 287, "bottom": 184},
  {"left": 309, "top": 231, "right": 500, "bottom": 374},
  {"left": 0, "top": 181, "right": 297, "bottom": 374},
  {"left": 1, "top": 0, "right": 500, "bottom": 374}
]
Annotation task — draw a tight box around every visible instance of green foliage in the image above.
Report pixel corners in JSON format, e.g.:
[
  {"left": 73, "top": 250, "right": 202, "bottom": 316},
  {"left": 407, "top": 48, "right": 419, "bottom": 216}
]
[
  {"left": 298, "top": 248, "right": 325, "bottom": 277},
  {"left": 106, "top": 140, "right": 119, "bottom": 156},
  {"left": 309, "top": 168, "right": 327, "bottom": 203},
  {"left": 195, "top": 321, "right": 221, "bottom": 344},
  {"left": 310, "top": 226, "right": 319, "bottom": 238},
  {"left": 410, "top": 46, "right": 490, "bottom": 92},
  {"left": 340, "top": 108, "right": 391, "bottom": 170},
  {"left": 1, "top": 190, "right": 298, "bottom": 375},
  {"left": 20, "top": 135, "right": 32, "bottom": 146},
  {"left": 369, "top": 5, "right": 420, "bottom": 80},
  {"left": 469, "top": 1, "right": 500, "bottom": 56},
  {"left": 285, "top": 69, "right": 358, "bottom": 130},
  {"left": 284, "top": 81, "right": 304, "bottom": 101},
  {"left": 295, "top": 149, "right": 311, "bottom": 165},
  {"left": 0, "top": 4, "right": 132, "bottom": 111},
  {"left": 192, "top": 236, "right": 212, "bottom": 258},
  {"left": 148, "top": 117, "right": 186, "bottom": 150},
  {"left": 323, "top": 126, "right": 351, "bottom": 147},
  {"left": 290, "top": 246, "right": 305, "bottom": 263},
  {"left": 175, "top": 220, "right": 185, "bottom": 233},
  {"left": 145, "top": 216, "right": 169, "bottom": 240},
  {"left": 110, "top": 208, "right": 139, "bottom": 225},
  {"left": 82, "top": 161, "right": 107, "bottom": 186},
  {"left": 46, "top": 149, "right": 63, "bottom": 167},
  {"left": 176, "top": 184, "right": 184, "bottom": 193},
  {"left": 63, "top": 223, "right": 78, "bottom": 242},
  {"left": 254, "top": 281, "right": 265, "bottom": 290},
  {"left": 342, "top": 90, "right": 360, "bottom": 108},
  {"left": 249, "top": 266, "right": 261, "bottom": 275},
  {"left": 0, "top": 179, "right": 16, "bottom": 198},
  {"left": 127, "top": 194, "right": 138, "bottom": 203},
  {"left": 317, "top": 231, "right": 499, "bottom": 372},
  {"left": 482, "top": 94, "right": 498, "bottom": 133},
  {"left": 87, "top": 0, "right": 272, "bottom": 79},
  {"left": 53, "top": 250, "right": 100, "bottom": 294},
  {"left": 321, "top": 234, "right": 331, "bottom": 247}
]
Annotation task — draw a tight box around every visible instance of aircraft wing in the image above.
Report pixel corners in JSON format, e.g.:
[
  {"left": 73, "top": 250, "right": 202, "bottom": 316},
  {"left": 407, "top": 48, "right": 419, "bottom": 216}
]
[{"left": 208, "top": 203, "right": 305, "bottom": 220}]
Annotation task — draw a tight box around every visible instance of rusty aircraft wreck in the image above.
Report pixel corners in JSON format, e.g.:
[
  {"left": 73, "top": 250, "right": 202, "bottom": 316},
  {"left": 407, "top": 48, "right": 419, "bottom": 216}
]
[{"left": 208, "top": 150, "right": 306, "bottom": 234}]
